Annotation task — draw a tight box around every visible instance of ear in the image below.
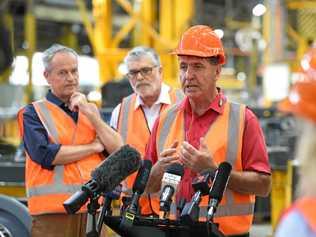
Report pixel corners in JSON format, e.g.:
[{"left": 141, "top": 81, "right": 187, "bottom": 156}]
[
  {"left": 43, "top": 70, "right": 51, "bottom": 85},
  {"left": 214, "top": 65, "right": 222, "bottom": 80},
  {"left": 158, "top": 65, "right": 163, "bottom": 75}
]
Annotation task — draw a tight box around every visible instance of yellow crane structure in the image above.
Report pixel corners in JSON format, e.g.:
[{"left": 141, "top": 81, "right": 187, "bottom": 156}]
[{"left": 78, "top": 0, "right": 195, "bottom": 87}]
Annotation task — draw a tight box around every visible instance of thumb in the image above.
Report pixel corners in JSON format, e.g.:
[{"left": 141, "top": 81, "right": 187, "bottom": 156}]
[
  {"left": 199, "top": 137, "right": 208, "bottom": 151},
  {"left": 170, "top": 141, "right": 179, "bottom": 149}
]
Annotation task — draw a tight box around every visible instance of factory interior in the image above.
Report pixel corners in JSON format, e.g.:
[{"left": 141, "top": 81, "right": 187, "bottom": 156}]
[{"left": 0, "top": 0, "right": 315, "bottom": 237}]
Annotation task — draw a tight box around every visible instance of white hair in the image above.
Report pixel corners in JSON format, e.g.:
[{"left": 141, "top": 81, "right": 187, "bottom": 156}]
[
  {"left": 42, "top": 44, "right": 78, "bottom": 71},
  {"left": 124, "top": 46, "right": 160, "bottom": 66}
]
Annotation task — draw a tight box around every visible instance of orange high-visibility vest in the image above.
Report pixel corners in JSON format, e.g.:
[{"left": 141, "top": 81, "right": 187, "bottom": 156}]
[
  {"left": 17, "top": 100, "right": 103, "bottom": 215},
  {"left": 290, "top": 198, "right": 316, "bottom": 232},
  {"left": 155, "top": 101, "right": 255, "bottom": 236},
  {"left": 118, "top": 89, "right": 184, "bottom": 215}
]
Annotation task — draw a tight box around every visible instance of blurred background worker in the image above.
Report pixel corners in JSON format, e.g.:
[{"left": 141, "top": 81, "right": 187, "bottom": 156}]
[
  {"left": 275, "top": 49, "right": 316, "bottom": 237},
  {"left": 17, "top": 44, "right": 122, "bottom": 237},
  {"left": 110, "top": 46, "right": 183, "bottom": 215},
  {"left": 145, "top": 25, "right": 271, "bottom": 236}
]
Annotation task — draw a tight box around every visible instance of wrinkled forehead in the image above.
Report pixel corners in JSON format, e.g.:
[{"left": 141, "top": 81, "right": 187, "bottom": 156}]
[
  {"left": 127, "top": 55, "right": 157, "bottom": 70},
  {"left": 178, "top": 55, "right": 209, "bottom": 64}
]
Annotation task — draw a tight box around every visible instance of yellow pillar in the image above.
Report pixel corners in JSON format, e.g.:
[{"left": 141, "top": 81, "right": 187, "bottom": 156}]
[
  {"left": 133, "top": 0, "right": 155, "bottom": 46},
  {"left": 24, "top": 0, "right": 36, "bottom": 103},
  {"left": 159, "top": 0, "right": 194, "bottom": 87},
  {"left": 93, "top": 0, "right": 113, "bottom": 84}
]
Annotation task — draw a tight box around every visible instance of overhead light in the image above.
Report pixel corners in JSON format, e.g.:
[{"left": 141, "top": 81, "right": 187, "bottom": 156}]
[{"left": 252, "top": 3, "right": 266, "bottom": 17}]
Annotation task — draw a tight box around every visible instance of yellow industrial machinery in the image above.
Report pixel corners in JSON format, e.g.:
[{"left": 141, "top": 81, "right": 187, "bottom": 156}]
[{"left": 80, "top": 0, "right": 194, "bottom": 88}]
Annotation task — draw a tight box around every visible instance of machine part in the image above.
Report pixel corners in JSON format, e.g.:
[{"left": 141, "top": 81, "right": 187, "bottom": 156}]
[{"left": 0, "top": 195, "right": 31, "bottom": 237}]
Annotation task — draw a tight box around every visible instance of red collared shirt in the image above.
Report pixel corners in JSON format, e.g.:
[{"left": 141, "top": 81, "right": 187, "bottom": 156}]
[{"left": 145, "top": 90, "right": 271, "bottom": 200}]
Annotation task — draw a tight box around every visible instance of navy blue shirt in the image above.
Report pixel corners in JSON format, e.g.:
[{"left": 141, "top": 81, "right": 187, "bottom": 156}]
[{"left": 22, "top": 91, "right": 78, "bottom": 170}]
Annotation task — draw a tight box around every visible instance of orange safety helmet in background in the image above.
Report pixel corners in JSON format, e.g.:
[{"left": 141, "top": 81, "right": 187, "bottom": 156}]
[
  {"left": 172, "top": 25, "right": 226, "bottom": 64},
  {"left": 278, "top": 79, "right": 316, "bottom": 123},
  {"left": 279, "top": 47, "right": 316, "bottom": 122}
]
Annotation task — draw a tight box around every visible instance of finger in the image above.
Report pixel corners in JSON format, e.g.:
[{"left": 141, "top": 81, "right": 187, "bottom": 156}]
[
  {"left": 160, "top": 148, "right": 177, "bottom": 157},
  {"left": 170, "top": 141, "right": 179, "bottom": 149},
  {"left": 179, "top": 145, "right": 192, "bottom": 161},
  {"left": 181, "top": 141, "right": 196, "bottom": 156}
]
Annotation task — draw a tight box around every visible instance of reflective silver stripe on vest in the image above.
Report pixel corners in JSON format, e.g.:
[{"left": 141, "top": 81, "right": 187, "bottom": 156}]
[
  {"left": 119, "top": 94, "right": 134, "bottom": 143},
  {"left": 199, "top": 202, "right": 255, "bottom": 217},
  {"left": 226, "top": 102, "right": 241, "bottom": 165},
  {"left": 157, "top": 104, "right": 179, "bottom": 155},
  {"left": 221, "top": 103, "right": 241, "bottom": 208},
  {"left": 27, "top": 101, "right": 82, "bottom": 197},
  {"left": 175, "top": 89, "right": 185, "bottom": 103},
  {"left": 33, "top": 100, "right": 59, "bottom": 143}
]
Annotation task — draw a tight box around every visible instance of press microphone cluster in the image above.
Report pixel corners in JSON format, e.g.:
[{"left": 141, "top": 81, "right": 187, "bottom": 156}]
[
  {"left": 63, "top": 145, "right": 141, "bottom": 214},
  {"left": 159, "top": 163, "right": 184, "bottom": 219},
  {"left": 120, "top": 160, "right": 152, "bottom": 228},
  {"left": 207, "top": 162, "right": 232, "bottom": 221},
  {"left": 180, "top": 170, "right": 213, "bottom": 225}
]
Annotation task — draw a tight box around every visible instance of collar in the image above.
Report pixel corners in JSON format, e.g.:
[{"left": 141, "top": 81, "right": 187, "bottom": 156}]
[
  {"left": 46, "top": 90, "right": 65, "bottom": 107},
  {"left": 179, "top": 87, "right": 227, "bottom": 115},
  {"left": 134, "top": 83, "right": 172, "bottom": 110}
]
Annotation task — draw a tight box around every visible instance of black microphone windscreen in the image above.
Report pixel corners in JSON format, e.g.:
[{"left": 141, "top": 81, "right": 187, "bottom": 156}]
[
  {"left": 209, "top": 162, "right": 232, "bottom": 201},
  {"left": 165, "top": 163, "right": 184, "bottom": 177},
  {"left": 91, "top": 145, "right": 141, "bottom": 193},
  {"left": 132, "top": 160, "right": 152, "bottom": 194}
]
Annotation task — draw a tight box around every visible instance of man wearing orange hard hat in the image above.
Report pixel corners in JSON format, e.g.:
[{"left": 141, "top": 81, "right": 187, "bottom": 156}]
[
  {"left": 145, "top": 25, "right": 271, "bottom": 236},
  {"left": 275, "top": 48, "right": 316, "bottom": 237}
]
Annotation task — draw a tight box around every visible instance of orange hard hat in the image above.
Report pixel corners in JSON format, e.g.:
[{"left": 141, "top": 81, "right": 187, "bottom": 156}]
[
  {"left": 172, "top": 25, "right": 226, "bottom": 64},
  {"left": 278, "top": 79, "right": 316, "bottom": 123}
]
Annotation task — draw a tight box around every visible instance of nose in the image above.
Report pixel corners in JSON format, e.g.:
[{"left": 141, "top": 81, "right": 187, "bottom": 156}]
[
  {"left": 183, "top": 66, "right": 195, "bottom": 81},
  {"left": 135, "top": 71, "right": 144, "bottom": 81},
  {"left": 65, "top": 71, "right": 77, "bottom": 82}
]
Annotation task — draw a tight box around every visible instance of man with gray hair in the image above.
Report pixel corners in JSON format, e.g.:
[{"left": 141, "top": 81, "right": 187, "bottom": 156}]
[
  {"left": 110, "top": 46, "right": 183, "bottom": 215},
  {"left": 18, "top": 44, "right": 122, "bottom": 236}
]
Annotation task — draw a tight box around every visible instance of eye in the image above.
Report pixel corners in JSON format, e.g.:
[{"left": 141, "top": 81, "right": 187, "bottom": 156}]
[
  {"left": 141, "top": 67, "right": 152, "bottom": 74},
  {"left": 180, "top": 64, "right": 188, "bottom": 71},
  {"left": 59, "top": 70, "right": 67, "bottom": 76},
  {"left": 193, "top": 64, "right": 204, "bottom": 70}
]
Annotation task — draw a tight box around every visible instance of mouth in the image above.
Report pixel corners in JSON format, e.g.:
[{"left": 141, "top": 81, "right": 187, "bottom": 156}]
[
  {"left": 136, "top": 83, "right": 150, "bottom": 88},
  {"left": 185, "top": 85, "right": 198, "bottom": 89}
]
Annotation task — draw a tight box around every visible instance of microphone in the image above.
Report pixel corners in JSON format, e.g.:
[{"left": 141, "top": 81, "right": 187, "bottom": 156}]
[
  {"left": 159, "top": 163, "right": 184, "bottom": 219},
  {"left": 180, "top": 170, "right": 212, "bottom": 225},
  {"left": 63, "top": 145, "right": 141, "bottom": 214},
  {"left": 207, "top": 162, "right": 232, "bottom": 221},
  {"left": 120, "top": 160, "right": 152, "bottom": 228}
]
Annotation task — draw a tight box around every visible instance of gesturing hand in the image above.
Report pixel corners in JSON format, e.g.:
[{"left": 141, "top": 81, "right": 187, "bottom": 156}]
[
  {"left": 179, "top": 137, "right": 217, "bottom": 173},
  {"left": 156, "top": 141, "right": 180, "bottom": 173}
]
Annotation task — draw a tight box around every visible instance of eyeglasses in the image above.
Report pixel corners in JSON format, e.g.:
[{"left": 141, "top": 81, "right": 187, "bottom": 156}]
[{"left": 126, "top": 66, "right": 158, "bottom": 79}]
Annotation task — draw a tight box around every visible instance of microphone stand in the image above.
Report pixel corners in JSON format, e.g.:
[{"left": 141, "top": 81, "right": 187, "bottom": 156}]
[
  {"left": 96, "top": 194, "right": 113, "bottom": 235},
  {"left": 86, "top": 195, "right": 100, "bottom": 237}
]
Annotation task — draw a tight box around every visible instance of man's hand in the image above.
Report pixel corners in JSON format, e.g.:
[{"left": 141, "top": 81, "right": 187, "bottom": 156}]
[
  {"left": 146, "top": 141, "right": 180, "bottom": 193},
  {"left": 69, "top": 92, "right": 100, "bottom": 121},
  {"left": 179, "top": 137, "right": 217, "bottom": 173},
  {"left": 156, "top": 141, "right": 180, "bottom": 173},
  {"left": 69, "top": 92, "right": 87, "bottom": 112},
  {"left": 92, "top": 137, "right": 105, "bottom": 153}
]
